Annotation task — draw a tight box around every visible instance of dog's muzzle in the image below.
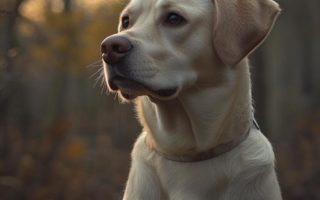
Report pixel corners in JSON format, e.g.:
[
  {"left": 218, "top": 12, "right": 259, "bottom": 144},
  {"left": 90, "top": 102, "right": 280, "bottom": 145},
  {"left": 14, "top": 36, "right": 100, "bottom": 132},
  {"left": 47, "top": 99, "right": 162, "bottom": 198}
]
[
  {"left": 108, "top": 71, "right": 178, "bottom": 100},
  {"left": 101, "top": 35, "right": 178, "bottom": 100}
]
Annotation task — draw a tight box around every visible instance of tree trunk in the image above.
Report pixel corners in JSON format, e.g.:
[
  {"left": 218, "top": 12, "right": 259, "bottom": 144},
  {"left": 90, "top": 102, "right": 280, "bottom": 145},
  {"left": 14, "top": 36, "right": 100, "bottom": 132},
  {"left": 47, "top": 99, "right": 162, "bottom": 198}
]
[{"left": 0, "top": 0, "right": 25, "bottom": 166}]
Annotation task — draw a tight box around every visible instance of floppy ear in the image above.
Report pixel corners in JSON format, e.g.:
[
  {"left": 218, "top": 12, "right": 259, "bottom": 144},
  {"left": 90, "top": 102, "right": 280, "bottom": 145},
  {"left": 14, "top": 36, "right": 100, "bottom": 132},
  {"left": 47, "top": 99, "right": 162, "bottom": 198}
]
[{"left": 213, "top": 0, "right": 281, "bottom": 66}]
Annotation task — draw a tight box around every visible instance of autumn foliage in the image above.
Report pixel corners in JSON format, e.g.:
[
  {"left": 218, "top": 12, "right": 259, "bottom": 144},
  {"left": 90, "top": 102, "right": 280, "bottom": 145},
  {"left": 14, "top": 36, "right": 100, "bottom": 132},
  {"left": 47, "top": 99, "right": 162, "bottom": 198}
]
[{"left": 0, "top": 0, "right": 319, "bottom": 199}]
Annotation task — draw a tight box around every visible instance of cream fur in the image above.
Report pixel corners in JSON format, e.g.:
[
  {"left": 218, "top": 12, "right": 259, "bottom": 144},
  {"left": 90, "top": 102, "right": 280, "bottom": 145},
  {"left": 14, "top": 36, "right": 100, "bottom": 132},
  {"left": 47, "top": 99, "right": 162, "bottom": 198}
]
[{"left": 102, "top": 0, "right": 282, "bottom": 199}]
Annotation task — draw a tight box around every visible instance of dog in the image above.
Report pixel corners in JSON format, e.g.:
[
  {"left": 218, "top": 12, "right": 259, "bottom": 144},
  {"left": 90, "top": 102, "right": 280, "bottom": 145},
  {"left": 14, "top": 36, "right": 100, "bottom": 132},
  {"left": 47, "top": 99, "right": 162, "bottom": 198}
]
[{"left": 101, "top": 0, "right": 282, "bottom": 199}]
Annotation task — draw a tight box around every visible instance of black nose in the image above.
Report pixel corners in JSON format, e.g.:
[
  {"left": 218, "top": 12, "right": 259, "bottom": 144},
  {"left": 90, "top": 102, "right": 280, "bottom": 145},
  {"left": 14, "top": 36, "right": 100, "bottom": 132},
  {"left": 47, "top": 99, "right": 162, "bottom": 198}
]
[{"left": 101, "top": 36, "right": 133, "bottom": 64}]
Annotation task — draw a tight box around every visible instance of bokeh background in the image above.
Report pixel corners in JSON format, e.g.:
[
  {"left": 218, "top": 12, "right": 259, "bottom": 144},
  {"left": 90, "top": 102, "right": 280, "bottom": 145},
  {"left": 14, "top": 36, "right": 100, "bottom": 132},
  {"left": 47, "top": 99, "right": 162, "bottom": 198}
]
[{"left": 0, "top": 0, "right": 319, "bottom": 199}]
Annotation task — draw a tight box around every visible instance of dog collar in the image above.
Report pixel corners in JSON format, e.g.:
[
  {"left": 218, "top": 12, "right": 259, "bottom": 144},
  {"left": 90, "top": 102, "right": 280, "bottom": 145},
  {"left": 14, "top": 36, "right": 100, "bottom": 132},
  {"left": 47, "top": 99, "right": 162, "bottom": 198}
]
[{"left": 151, "top": 120, "right": 260, "bottom": 163}]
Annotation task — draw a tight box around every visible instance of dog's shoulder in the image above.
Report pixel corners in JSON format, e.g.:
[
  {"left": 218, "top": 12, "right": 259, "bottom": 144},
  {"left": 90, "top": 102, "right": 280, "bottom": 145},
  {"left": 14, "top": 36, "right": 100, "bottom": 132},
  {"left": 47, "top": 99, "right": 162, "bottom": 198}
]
[
  {"left": 229, "top": 129, "right": 276, "bottom": 180},
  {"left": 241, "top": 129, "right": 276, "bottom": 167}
]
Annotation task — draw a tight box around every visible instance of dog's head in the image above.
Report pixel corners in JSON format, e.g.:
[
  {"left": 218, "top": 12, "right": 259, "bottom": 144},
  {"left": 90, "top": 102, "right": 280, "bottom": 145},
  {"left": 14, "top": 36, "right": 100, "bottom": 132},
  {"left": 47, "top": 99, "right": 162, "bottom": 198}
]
[{"left": 101, "top": 0, "right": 280, "bottom": 101}]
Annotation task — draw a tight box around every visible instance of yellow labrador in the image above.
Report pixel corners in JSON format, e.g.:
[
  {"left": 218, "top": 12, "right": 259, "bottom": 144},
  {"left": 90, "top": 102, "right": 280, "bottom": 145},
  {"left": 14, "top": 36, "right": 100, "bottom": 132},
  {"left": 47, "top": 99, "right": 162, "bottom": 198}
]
[{"left": 101, "top": 0, "right": 282, "bottom": 199}]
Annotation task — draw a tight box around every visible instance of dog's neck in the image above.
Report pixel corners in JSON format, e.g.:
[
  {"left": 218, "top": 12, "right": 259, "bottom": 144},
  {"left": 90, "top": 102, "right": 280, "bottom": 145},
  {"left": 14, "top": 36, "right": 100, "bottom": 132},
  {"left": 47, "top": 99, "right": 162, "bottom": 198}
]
[{"left": 136, "top": 59, "right": 253, "bottom": 156}]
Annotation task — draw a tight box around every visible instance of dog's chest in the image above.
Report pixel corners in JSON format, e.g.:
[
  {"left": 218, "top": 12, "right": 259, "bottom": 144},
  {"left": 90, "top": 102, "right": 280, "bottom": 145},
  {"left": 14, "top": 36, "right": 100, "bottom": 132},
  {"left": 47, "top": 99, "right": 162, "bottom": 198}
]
[{"left": 155, "top": 158, "right": 235, "bottom": 199}]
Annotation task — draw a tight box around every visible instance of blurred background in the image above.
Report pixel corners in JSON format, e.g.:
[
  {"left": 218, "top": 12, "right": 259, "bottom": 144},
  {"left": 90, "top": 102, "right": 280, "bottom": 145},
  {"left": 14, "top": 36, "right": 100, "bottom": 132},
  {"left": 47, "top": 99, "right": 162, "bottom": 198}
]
[{"left": 0, "top": 0, "right": 319, "bottom": 199}]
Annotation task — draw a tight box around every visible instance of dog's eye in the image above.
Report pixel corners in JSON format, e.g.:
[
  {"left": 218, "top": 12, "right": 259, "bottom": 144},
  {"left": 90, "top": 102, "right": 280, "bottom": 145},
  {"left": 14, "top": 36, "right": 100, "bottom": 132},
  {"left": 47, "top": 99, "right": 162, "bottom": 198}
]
[
  {"left": 164, "top": 12, "right": 186, "bottom": 26},
  {"left": 121, "top": 16, "right": 130, "bottom": 29}
]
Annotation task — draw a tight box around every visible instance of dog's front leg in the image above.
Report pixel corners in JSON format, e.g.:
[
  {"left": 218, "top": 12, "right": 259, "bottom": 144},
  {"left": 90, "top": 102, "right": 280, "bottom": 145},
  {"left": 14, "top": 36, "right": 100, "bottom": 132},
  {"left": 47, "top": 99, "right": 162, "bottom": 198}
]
[
  {"left": 123, "top": 159, "right": 166, "bottom": 200},
  {"left": 225, "top": 167, "right": 282, "bottom": 200}
]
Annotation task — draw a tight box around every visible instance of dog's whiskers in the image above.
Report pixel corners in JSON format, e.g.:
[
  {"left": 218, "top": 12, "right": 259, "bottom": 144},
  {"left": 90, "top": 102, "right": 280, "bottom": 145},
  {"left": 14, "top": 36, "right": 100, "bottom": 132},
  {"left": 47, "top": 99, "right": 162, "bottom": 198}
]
[
  {"left": 99, "top": 74, "right": 109, "bottom": 95},
  {"left": 90, "top": 67, "right": 104, "bottom": 79},
  {"left": 86, "top": 60, "right": 103, "bottom": 69},
  {"left": 96, "top": 70, "right": 108, "bottom": 94},
  {"left": 86, "top": 59, "right": 110, "bottom": 95},
  {"left": 92, "top": 69, "right": 104, "bottom": 87}
]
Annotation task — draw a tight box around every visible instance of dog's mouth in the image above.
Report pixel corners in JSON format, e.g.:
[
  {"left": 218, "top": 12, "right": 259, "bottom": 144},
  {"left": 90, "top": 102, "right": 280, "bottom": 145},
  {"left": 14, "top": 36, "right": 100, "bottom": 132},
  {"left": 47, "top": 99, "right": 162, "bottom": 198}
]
[
  {"left": 108, "top": 76, "right": 179, "bottom": 100},
  {"left": 104, "top": 61, "right": 179, "bottom": 100}
]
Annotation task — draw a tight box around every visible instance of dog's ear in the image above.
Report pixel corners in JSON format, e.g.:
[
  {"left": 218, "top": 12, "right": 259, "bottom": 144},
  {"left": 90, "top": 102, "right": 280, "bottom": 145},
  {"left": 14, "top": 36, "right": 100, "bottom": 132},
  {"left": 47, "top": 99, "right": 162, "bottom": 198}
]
[{"left": 213, "top": 0, "right": 280, "bottom": 66}]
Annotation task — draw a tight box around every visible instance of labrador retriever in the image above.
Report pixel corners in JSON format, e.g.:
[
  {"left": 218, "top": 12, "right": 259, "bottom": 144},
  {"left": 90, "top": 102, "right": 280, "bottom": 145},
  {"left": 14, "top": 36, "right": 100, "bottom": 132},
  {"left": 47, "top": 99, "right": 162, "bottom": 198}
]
[{"left": 101, "top": 0, "right": 282, "bottom": 199}]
